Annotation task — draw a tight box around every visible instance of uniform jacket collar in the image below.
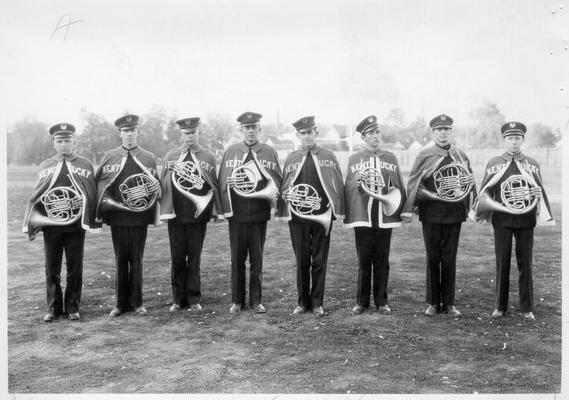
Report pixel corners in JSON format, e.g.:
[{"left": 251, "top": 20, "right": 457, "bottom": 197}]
[
  {"left": 53, "top": 153, "right": 79, "bottom": 162},
  {"left": 237, "top": 140, "right": 263, "bottom": 152},
  {"left": 430, "top": 143, "right": 454, "bottom": 156},
  {"left": 360, "top": 147, "right": 386, "bottom": 157},
  {"left": 180, "top": 144, "right": 204, "bottom": 154},
  {"left": 500, "top": 151, "right": 526, "bottom": 161},
  {"left": 299, "top": 144, "right": 323, "bottom": 156},
  {"left": 117, "top": 146, "right": 144, "bottom": 156}
]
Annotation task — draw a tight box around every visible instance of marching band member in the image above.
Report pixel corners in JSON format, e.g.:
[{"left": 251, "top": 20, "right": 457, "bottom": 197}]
[
  {"left": 95, "top": 114, "right": 161, "bottom": 318},
  {"left": 23, "top": 123, "right": 101, "bottom": 322},
  {"left": 401, "top": 114, "right": 476, "bottom": 318},
  {"left": 277, "top": 115, "right": 345, "bottom": 315},
  {"left": 218, "top": 112, "right": 282, "bottom": 314},
  {"left": 159, "top": 117, "right": 222, "bottom": 314},
  {"left": 470, "top": 121, "right": 554, "bottom": 321},
  {"left": 344, "top": 116, "right": 406, "bottom": 315}
]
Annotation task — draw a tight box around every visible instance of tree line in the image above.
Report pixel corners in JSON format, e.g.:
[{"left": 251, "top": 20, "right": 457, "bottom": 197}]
[{"left": 6, "top": 102, "right": 560, "bottom": 166}]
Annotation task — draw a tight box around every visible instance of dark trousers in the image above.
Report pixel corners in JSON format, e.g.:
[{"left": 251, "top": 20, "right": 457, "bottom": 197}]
[
  {"left": 354, "top": 227, "right": 392, "bottom": 308},
  {"left": 168, "top": 223, "right": 207, "bottom": 307},
  {"left": 110, "top": 226, "right": 148, "bottom": 310},
  {"left": 289, "top": 221, "right": 331, "bottom": 309},
  {"left": 493, "top": 226, "right": 534, "bottom": 313},
  {"left": 43, "top": 228, "right": 85, "bottom": 315},
  {"left": 421, "top": 222, "right": 462, "bottom": 307},
  {"left": 228, "top": 221, "right": 267, "bottom": 306}
]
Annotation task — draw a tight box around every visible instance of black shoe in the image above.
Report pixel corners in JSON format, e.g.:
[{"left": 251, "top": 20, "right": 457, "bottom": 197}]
[
  {"left": 377, "top": 305, "right": 392, "bottom": 315},
  {"left": 109, "top": 308, "right": 122, "bottom": 318},
  {"left": 292, "top": 306, "right": 307, "bottom": 315},
  {"left": 68, "top": 312, "right": 80, "bottom": 321},
  {"left": 312, "top": 306, "right": 325, "bottom": 315},
  {"left": 424, "top": 305, "right": 437, "bottom": 317},
  {"left": 229, "top": 303, "right": 242, "bottom": 314},
  {"left": 441, "top": 305, "right": 461, "bottom": 317},
  {"left": 252, "top": 304, "right": 266, "bottom": 314}
]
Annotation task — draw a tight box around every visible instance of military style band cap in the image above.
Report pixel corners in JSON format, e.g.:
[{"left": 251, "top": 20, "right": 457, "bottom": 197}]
[
  {"left": 114, "top": 114, "right": 139, "bottom": 130},
  {"left": 49, "top": 123, "right": 76, "bottom": 137},
  {"left": 429, "top": 114, "right": 454, "bottom": 129},
  {"left": 237, "top": 112, "right": 262, "bottom": 125},
  {"left": 356, "top": 115, "right": 379, "bottom": 134},
  {"left": 176, "top": 117, "right": 201, "bottom": 130},
  {"left": 501, "top": 121, "right": 526, "bottom": 137},
  {"left": 292, "top": 115, "right": 316, "bottom": 132}
]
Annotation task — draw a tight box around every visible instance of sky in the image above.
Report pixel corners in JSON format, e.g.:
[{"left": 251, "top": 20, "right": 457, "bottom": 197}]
[{"left": 1, "top": 0, "right": 568, "bottom": 132}]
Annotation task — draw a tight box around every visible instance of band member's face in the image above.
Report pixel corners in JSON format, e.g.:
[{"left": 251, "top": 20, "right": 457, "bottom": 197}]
[
  {"left": 241, "top": 123, "right": 260, "bottom": 145},
  {"left": 296, "top": 127, "right": 319, "bottom": 149},
  {"left": 363, "top": 128, "right": 381, "bottom": 149},
  {"left": 53, "top": 136, "right": 74, "bottom": 155},
  {"left": 181, "top": 128, "right": 199, "bottom": 147},
  {"left": 119, "top": 126, "right": 139, "bottom": 149},
  {"left": 504, "top": 134, "right": 524, "bottom": 153},
  {"left": 432, "top": 127, "right": 452, "bottom": 147}
]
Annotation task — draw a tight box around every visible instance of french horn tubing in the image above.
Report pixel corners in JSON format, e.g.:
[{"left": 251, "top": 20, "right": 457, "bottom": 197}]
[
  {"left": 286, "top": 183, "right": 332, "bottom": 234},
  {"left": 418, "top": 163, "right": 472, "bottom": 203},
  {"left": 28, "top": 174, "right": 83, "bottom": 231},
  {"left": 172, "top": 160, "right": 213, "bottom": 218},
  {"left": 358, "top": 166, "right": 402, "bottom": 216},
  {"left": 228, "top": 159, "right": 278, "bottom": 203},
  {"left": 477, "top": 174, "right": 540, "bottom": 215},
  {"left": 100, "top": 172, "right": 160, "bottom": 213}
]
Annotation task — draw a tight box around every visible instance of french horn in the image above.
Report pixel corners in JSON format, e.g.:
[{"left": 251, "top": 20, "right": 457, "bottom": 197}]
[
  {"left": 100, "top": 172, "right": 160, "bottom": 213},
  {"left": 28, "top": 175, "right": 83, "bottom": 231},
  {"left": 227, "top": 159, "right": 278, "bottom": 203},
  {"left": 476, "top": 174, "right": 540, "bottom": 215},
  {"left": 418, "top": 163, "right": 472, "bottom": 202},
  {"left": 285, "top": 183, "right": 332, "bottom": 235},
  {"left": 171, "top": 160, "right": 213, "bottom": 218},
  {"left": 358, "top": 166, "right": 402, "bottom": 216}
]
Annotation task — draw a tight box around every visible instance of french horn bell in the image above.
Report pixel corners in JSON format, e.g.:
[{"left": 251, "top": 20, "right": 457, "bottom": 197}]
[
  {"left": 286, "top": 183, "right": 332, "bottom": 235},
  {"left": 28, "top": 179, "right": 83, "bottom": 232},
  {"left": 358, "top": 166, "right": 402, "bottom": 216},
  {"left": 476, "top": 174, "right": 540, "bottom": 215},
  {"left": 171, "top": 160, "right": 213, "bottom": 218},
  {"left": 227, "top": 159, "right": 278, "bottom": 204}
]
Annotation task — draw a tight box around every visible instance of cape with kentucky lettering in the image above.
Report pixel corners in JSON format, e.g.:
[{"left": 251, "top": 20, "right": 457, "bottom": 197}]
[
  {"left": 276, "top": 145, "right": 345, "bottom": 221},
  {"left": 159, "top": 144, "right": 222, "bottom": 220},
  {"left": 94, "top": 146, "right": 160, "bottom": 225},
  {"left": 22, "top": 153, "right": 102, "bottom": 240},
  {"left": 218, "top": 140, "right": 283, "bottom": 218},
  {"left": 401, "top": 142, "right": 476, "bottom": 215},
  {"left": 344, "top": 148, "right": 406, "bottom": 228},
  {"left": 469, "top": 152, "right": 554, "bottom": 226}
]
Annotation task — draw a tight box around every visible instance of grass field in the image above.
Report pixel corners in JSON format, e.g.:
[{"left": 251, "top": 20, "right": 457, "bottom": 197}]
[{"left": 6, "top": 166, "right": 562, "bottom": 394}]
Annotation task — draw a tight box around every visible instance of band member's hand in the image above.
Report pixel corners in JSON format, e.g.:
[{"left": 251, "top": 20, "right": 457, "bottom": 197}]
[
  {"left": 461, "top": 173, "right": 475, "bottom": 186},
  {"left": 171, "top": 162, "right": 182, "bottom": 174},
  {"left": 400, "top": 212, "right": 413, "bottom": 223},
  {"left": 271, "top": 190, "right": 280, "bottom": 206},
  {"left": 356, "top": 171, "right": 364, "bottom": 186},
  {"left": 226, "top": 177, "right": 236, "bottom": 188},
  {"left": 282, "top": 188, "right": 292, "bottom": 202},
  {"left": 214, "top": 215, "right": 225, "bottom": 223},
  {"left": 530, "top": 186, "right": 542, "bottom": 199},
  {"left": 147, "top": 179, "right": 160, "bottom": 194}
]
